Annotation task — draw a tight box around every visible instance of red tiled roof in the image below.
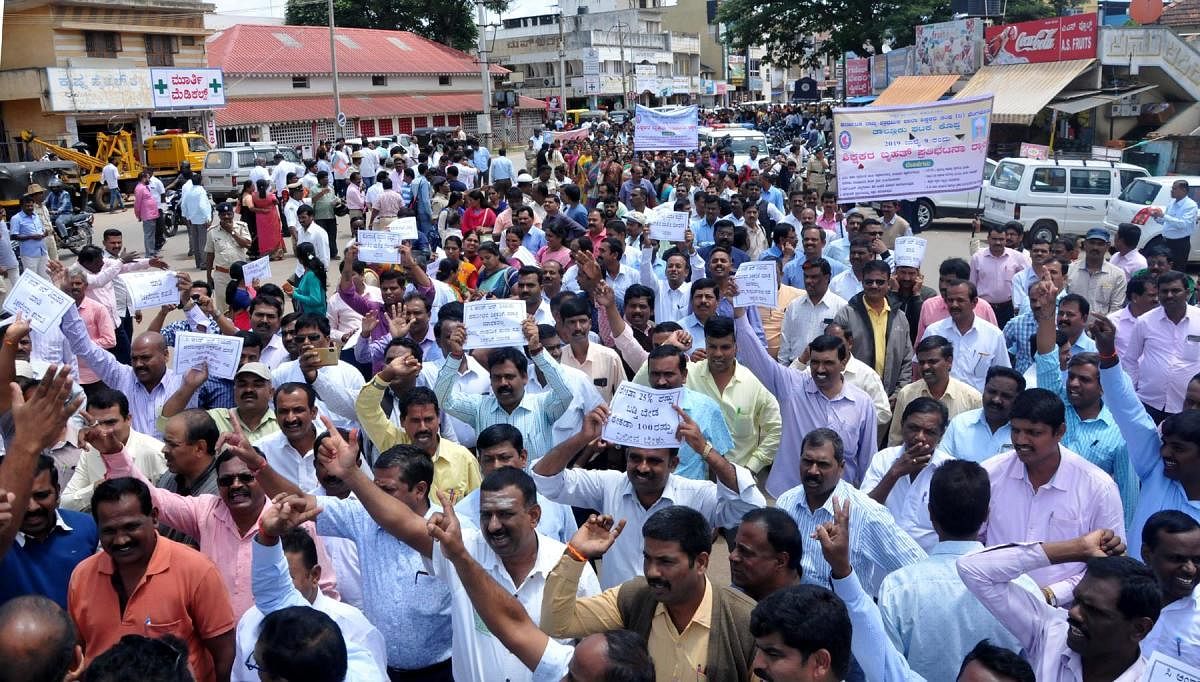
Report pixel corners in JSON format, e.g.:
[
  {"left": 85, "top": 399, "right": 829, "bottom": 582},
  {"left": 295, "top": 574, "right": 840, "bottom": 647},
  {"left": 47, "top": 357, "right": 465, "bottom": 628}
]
[
  {"left": 1160, "top": 0, "right": 1200, "bottom": 27},
  {"left": 215, "top": 94, "right": 544, "bottom": 127},
  {"left": 207, "top": 23, "right": 508, "bottom": 77}
]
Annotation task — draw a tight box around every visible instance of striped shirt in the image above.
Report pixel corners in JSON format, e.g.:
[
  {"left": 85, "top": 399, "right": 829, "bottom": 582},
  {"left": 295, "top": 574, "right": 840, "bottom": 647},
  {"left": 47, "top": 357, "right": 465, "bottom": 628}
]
[
  {"left": 776, "top": 479, "right": 927, "bottom": 597},
  {"left": 434, "top": 351, "right": 572, "bottom": 461},
  {"left": 1035, "top": 351, "right": 1139, "bottom": 527},
  {"left": 1003, "top": 311, "right": 1039, "bottom": 374},
  {"left": 59, "top": 306, "right": 195, "bottom": 438}
]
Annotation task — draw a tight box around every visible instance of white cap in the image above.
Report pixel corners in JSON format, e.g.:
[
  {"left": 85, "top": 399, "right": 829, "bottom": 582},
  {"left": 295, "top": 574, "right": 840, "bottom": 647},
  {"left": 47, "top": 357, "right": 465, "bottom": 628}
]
[{"left": 516, "top": 173, "right": 534, "bottom": 184}]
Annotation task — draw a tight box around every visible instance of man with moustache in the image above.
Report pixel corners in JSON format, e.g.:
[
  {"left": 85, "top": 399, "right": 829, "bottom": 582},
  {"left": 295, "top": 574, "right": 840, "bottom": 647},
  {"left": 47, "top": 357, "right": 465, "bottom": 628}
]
[
  {"left": 728, "top": 508, "right": 803, "bottom": 601},
  {"left": 69, "top": 477, "right": 236, "bottom": 681},
  {"left": 312, "top": 427, "right": 601, "bottom": 682},
  {"left": 640, "top": 234, "right": 706, "bottom": 324},
  {"left": 271, "top": 313, "right": 367, "bottom": 432},
  {"left": 541, "top": 507, "right": 759, "bottom": 681},
  {"left": 95, "top": 418, "right": 340, "bottom": 618},
  {"left": 159, "top": 344, "right": 279, "bottom": 440},
  {"left": 941, "top": 367, "right": 1024, "bottom": 463},
  {"left": 252, "top": 382, "right": 329, "bottom": 494},
  {"left": 533, "top": 406, "right": 764, "bottom": 589},
  {"left": 888, "top": 336, "right": 981, "bottom": 447},
  {"left": 0, "top": 366, "right": 96, "bottom": 608},
  {"left": 213, "top": 296, "right": 288, "bottom": 369},
  {"left": 921, "top": 280, "right": 1010, "bottom": 392},
  {"left": 558, "top": 296, "right": 625, "bottom": 402}
]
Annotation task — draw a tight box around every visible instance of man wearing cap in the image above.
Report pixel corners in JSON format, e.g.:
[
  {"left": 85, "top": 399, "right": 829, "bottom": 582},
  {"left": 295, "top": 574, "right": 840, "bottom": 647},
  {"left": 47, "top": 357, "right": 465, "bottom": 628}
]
[
  {"left": 1067, "top": 228, "right": 1128, "bottom": 316},
  {"left": 206, "top": 203, "right": 251, "bottom": 312},
  {"left": 10, "top": 186, "right": 52, "bottom": 277}
]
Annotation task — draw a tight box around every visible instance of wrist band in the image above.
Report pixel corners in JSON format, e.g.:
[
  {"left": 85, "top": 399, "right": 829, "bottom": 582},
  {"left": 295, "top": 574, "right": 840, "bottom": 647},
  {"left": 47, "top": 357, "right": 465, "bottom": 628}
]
[
  {"left": 257, "top": 518, "right": 276, "bottom": 541},
  {"left": 565, "top": 543, "right": 587, "bottom": 563}
]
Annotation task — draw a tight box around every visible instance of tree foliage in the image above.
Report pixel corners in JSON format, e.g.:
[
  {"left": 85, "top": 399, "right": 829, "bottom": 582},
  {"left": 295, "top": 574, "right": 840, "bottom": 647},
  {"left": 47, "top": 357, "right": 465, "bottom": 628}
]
[
  {"left": 717, "top": 0, "right": 952, "bottom": 67},
  {"left": 717, "top": 0, "right": 1083, "bottom": 67},
  {"left": 285, "top": 0, "right": 509, "bottom": 52}
]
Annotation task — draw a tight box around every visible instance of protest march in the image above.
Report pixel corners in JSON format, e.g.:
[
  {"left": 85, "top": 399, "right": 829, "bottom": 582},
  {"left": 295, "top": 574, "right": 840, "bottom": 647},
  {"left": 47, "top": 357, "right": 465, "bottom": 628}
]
[{"left": 1, "top": 87, "right": 1199, "bottom": 682}]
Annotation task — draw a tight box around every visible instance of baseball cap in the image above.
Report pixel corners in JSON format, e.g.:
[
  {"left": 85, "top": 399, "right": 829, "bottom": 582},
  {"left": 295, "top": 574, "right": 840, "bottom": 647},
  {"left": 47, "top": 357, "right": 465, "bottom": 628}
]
[
  {"left": 516, "top": 173, "right": 534, "bottom": 184},
  {"left": 235, "top": 362, "right": 272, "bottom": 381},
  {"left": 1085, "top": 227, "right": 1111, "bottom": 243},
  {"left": 624, "top": 211, "right": 648, "bottom": 225}
]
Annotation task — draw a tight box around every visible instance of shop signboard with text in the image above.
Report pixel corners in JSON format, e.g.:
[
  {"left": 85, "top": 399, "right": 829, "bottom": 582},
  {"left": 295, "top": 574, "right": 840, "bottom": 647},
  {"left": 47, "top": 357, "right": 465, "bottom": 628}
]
[
  {"left": 150, "top": 68, "right": 226, "bottom": 109},
  {"left": 984, "top": 12, "right": 1098, "bottom": 65},
  {"left": 845, "top": 58, "right": 871, "bottom": 97},
  {"left": 833, "top": 94, "right": 993, "bottom": 203}
]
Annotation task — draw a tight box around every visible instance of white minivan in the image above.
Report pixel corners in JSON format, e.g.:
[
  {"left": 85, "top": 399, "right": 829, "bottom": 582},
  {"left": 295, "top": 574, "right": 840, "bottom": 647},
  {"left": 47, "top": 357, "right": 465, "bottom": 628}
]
[
  {"left": 982, "top": 158, "right": 1148, "bottom": 245},
  {"left": 1101, "top": 175, "right": 1200, "bottom": 264}
]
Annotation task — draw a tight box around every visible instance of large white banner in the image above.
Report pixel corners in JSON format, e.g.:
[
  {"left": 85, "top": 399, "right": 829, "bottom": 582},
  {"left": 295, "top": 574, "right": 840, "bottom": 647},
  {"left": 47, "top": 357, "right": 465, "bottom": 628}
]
[
  {"left": 832, "top": 94, "right": 993, "bottom": 203},
  {"left": 634, "top": 105, "right": 698, "bottom": 152}
]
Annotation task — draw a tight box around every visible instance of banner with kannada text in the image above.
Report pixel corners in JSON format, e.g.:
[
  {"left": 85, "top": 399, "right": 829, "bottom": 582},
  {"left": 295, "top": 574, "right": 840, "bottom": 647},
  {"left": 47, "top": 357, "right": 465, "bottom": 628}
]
[
  {"left": 633, "top": 105, "right": 698, "bottom": 151},
  {"left": 832, "top": 94, "right": 993, "bottom": 203}
]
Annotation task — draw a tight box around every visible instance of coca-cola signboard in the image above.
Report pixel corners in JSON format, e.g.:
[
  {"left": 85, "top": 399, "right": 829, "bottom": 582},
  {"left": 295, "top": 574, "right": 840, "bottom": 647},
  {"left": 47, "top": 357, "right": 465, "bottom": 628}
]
[{"left": 984, "top": 12, "right": 1097, "bottom": 65}]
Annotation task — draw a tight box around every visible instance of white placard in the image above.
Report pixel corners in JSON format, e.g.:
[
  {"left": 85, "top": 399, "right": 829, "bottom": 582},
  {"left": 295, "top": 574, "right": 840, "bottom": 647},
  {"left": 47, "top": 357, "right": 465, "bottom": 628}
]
[
  {"left": 1, "top": 271, "right": 74, "bottom": 334},
  {"left": 242, "top": 255, "right": 272, "bottom": 284},
  {"left": 185, "top": 304, "right": 214, "bottom": 330},
  {"left": 733, "top": 260, "right": 778, "bottom": 308},
  {"left": 174, "top": 331, "right": 244, "bottom": 381},
  {"left": 649, "top": 211, "right": 690, "bottom": 242},
  {"left": 388, "top": 216, "right": 419, "bottom": 241},
  {"left": 120, "top": 270, "right": 179, "bottom": 311},
  {"left": 356, "top": 230, "right": 406, "bottom": 264},
  {"left": 894, "top": 237, "right": 928, "bottom": 269},
  {"left": 1141, "top": 650, "right": 1200, "bottom": 681},
  {"left": 463, "top": 300, "right": 527, "bottom": 350},
  {"left": 602, "top": 384, "right": 684, "bottom": 448}
]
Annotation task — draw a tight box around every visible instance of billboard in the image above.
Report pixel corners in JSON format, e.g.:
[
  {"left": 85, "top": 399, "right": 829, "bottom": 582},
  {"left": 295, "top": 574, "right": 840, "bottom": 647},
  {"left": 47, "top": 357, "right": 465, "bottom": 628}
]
[
  {"left": 984, "top": 12, "right": 1098, "bottom": 65},
  {"left": 915, "top": 18, "right": 984, "bottom": 75},
  {"left": 728, "top": 54, "right": 746, "bottom": 85},
  {"left": 885, "top": 46, "right": 915, "bottom": 86},
  {"left": 845, "top": 58, "right": 871, "bottom": 97},
  {"left": 46, "top": 67, "right": 153, "bottom": 112},
  {"left": 832, "top": 94, "right": 994, "bottom": 203}
]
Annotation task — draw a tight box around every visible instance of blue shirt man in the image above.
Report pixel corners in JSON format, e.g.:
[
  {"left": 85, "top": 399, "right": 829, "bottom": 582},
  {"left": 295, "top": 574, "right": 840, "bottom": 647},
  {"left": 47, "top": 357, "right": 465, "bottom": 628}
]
[
  {"left": 0, "top": 462, "right": 98, "bottom": 609},
  {"left": 10, "top": 206, "right": 48, "bottom": 258},
  {"left": 472, "top": 147, "right": 491, "bottom": 178},
  {"left": 490, "top": 152, "right": 514, "bottom": 182}
]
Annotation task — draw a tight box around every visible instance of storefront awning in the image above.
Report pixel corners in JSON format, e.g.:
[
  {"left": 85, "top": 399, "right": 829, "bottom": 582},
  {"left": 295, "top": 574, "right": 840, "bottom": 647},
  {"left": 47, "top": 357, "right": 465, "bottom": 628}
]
[
  {"left": 954, "top": 59, "right": 1095, "bottom": 125},
  {"left": 872, "top": 75, "right": 960, "bottom": 106},
  {"left": 1048, "top": 84, "right": 1160, "bottom": 115}
]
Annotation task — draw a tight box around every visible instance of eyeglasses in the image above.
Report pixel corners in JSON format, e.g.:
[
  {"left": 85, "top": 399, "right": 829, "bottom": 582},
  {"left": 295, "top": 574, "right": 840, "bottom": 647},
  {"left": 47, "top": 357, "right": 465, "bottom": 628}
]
[
  {"left": 217, "top": 472, "right": 256, "bottom": 487},
  {"left": 295, "top": 333, "right": 325, "bottom": 344},
  {"left": 245, "top": 651, "right": 268, "bottom": 674}
]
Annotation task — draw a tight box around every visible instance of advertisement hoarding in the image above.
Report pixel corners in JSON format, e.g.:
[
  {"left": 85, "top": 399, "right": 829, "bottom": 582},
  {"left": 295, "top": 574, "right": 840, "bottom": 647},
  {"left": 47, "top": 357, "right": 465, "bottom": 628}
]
[
  {"left": 845, "top": 58, "right": 871, "bottom": 97},
  {"left": 915, "top": 18, "right": 984, "bottom": 75},
  {"left": 984, "top": 12, "right": 1098, "bottom": 65}
]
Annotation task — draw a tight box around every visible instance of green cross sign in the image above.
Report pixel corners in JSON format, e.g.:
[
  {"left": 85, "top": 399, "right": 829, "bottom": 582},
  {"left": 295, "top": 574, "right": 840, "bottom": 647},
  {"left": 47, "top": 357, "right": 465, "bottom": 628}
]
[
  {"left": 209, "top": 79, "right": 222, "bottom": 94},
  {"left": 153, "top": 79, "right": 168, "bottom": 94}
]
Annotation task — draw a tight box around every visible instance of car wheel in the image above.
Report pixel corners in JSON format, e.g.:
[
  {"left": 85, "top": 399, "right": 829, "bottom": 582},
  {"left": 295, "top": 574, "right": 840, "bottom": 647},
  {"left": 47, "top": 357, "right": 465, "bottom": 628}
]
[
  {"left": 1027, "top": 220, "right": 1058, "bottom": 248},
  {"left": 916, "top": 199, "right": 935, "bottom": 232}
]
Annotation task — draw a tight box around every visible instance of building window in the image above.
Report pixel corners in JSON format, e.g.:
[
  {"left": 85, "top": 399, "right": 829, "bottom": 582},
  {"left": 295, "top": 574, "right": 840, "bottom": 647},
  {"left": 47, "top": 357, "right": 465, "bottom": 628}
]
[
  {"left": 372, "top": 75, "right": 388, "bottom": 86},
  {"left": 438, "top": 76, "right": 451, "bottom": 86},
  {"left": 145, "top": 34, "right": 176, "bottom": 66},
  {"left": 182, "top": 36, "right": 196, "bottom": 46},
  {"left": 292, "top": 76, "right": 310, "bottom": 89},
  {"left": 84, "top": 31, "right": 121, "bottom": 59}
]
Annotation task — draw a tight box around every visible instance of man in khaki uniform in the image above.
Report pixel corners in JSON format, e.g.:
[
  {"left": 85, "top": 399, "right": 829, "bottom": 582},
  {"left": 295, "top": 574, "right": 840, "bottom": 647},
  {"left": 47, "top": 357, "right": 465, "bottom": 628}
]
[{"left": 205, "top": 202, "right": 251, "bottom": 312}]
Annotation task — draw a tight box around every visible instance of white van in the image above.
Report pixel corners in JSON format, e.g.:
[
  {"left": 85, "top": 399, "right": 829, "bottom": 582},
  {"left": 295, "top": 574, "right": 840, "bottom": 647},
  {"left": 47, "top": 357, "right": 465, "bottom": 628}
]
[
  {"left": 982, "top": 158, "right": 1148, "bottom": 245},
  {"left": 698, "top": 126, "right": 769, "bottom": 171}
]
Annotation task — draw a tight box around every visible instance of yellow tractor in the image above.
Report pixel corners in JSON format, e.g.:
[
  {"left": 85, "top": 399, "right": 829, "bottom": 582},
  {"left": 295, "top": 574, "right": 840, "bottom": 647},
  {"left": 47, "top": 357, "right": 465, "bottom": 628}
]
[{"left": 19, "top": 129, "right": 208, "bottom": 211}]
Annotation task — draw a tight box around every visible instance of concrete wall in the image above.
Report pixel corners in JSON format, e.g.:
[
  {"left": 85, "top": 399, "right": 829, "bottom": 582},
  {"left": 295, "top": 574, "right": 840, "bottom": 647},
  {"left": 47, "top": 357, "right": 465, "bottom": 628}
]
[
  {"left": 1, "top": 9, "right": 58, "bottom": 69},
  {"left": 225, "top": 74, "right": 487, "bottom": 98}
]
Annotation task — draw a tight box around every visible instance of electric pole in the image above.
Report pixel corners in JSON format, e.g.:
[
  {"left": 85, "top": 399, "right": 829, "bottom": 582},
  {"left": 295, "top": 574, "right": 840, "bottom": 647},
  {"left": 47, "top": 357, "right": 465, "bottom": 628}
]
[{"left": 327, "top": 0, "right": 343, "bottom": 139}]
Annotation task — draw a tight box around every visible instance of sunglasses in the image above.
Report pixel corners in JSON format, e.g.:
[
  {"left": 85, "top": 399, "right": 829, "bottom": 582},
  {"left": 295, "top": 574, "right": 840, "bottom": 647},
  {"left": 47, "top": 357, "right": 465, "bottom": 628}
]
[
  {"left": 295, "top": 333, "right": 325, "bottom": 344},
  {"left": 217, "top": 472, "right": 256, "bottom": 487}
]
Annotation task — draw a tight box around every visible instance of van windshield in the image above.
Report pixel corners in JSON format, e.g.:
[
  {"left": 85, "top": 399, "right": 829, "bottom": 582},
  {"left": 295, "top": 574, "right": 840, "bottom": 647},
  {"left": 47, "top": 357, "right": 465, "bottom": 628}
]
[{"left": 992, "top": 161, "right": 1025, "bottom": 191}]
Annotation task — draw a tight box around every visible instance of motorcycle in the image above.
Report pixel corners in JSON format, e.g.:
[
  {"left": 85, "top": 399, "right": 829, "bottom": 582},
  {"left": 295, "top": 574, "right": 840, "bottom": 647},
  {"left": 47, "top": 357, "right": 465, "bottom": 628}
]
[
  {"left": 56, "top": 211, "right": 94, "bottom": 255},
  {"left": 162, "top": 189, "right": 181, "bottom": 237}
]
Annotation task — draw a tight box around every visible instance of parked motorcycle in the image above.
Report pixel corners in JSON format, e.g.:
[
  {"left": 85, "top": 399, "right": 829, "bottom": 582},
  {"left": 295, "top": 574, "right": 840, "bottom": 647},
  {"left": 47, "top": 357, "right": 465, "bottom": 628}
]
[
  {"left": 56, "top": 211, "right": 94, "bottom": 255},
  {"left": 162, "top": 189, "right": 181, "bottom": 237}
]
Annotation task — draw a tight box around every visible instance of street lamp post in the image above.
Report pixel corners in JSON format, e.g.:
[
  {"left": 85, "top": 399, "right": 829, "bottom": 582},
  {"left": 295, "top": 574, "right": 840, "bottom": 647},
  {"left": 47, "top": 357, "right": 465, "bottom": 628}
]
[
  {"left": 612, "top": 20, "right": 629, "bottom": 107},
  {"left": 327, "top": 0, "right": 343, "bottom": 140}
]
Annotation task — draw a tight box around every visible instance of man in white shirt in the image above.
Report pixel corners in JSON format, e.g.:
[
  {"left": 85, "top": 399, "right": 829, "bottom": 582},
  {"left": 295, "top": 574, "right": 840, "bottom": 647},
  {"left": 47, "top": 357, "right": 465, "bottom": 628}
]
[
  {"left": 861, "top": 397, "right": 954, "bottom": 552},
  {"left": 317, "top": 429, "right": 601, "bottom": 682},
  {"left": 1150, "top": 178, "right": 1198, "bottom": 269},
  {"left": 270, "top": 314, "right": 364, "bottom": 432},
  {"left": 270, "top": 154, "right": 297, "bottom": 199},
  {"left": 639, "top": 235, "right": 706, "bottom": 324},
  {"left": 1140, "top": 510, "right": 1200, "bottom": 667},
  {"left": 248, "top": 158, "right": 271, "bottom": 187},
  {"left": 778, "top": 257, "right": 847, "bottom": 367},
  {"left": 532, "top": 407, "right": 765, "bottom": 588},
  {"left": 101, "top": 157, "right": 122, "bottom": 211},
  {"left": 358, "top": 144, "right": 380, "bottom": 188},
  {"left": 529, "top": 325, "right": 605, "bottom": 450},
  {"left": 921, "top": 280, "right": 1011, "bottom": 392}
]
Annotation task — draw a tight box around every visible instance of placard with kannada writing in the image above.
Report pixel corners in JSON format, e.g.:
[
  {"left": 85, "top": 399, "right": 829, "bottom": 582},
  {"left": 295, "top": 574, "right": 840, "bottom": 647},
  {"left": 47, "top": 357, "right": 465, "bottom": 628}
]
[
  {"left": 602, "top": 384, "right": 684, "bottom": 449},
  {"left": 464, "top": 300, "right": 527, "bottom": 350}
]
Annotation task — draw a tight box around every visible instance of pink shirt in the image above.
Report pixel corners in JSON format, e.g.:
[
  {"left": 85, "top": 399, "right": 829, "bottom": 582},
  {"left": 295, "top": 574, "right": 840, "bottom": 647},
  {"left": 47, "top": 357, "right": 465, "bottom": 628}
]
[
  {"left": 1125, "top": 304, "right": 1200, "bottom": 412},
  {"left": 134, "top": 182, "right": 159, "bottom": 221},
  {"left": 915, "top": 296, "right": 998, "bottom": 341},
  {"left": 84, "top": 257, "right": 151, "bottom": 325},
  {"left": 980, "top": 446, "right": 1125, "bottom": 605},
  {"left": 970, "top": 247, "right": 1030, "bottom": 304},
  {"left": 345, "top": 183, "right": 365, "bottom": 211},
  {"left": 77, "top": 297, "right": 115, "bottom": 385},
  {"left": 102, "top": 450, "right": 339, "bottom": 619},
  {"left": 1109, "top": 249, "right": 1147, "bottom": 280},
  {"left": 958, "top": 543, "right": 1148, "bottom": 682}
]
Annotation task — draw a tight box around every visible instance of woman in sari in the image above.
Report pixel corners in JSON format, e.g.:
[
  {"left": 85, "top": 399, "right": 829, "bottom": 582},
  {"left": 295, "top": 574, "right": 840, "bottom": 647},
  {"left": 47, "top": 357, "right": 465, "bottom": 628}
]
[
  {"left": 250, "top": 179, "right": 285, "bottom": 260},
  {"left": 475, "top": 241, "right": 515, "bottom": 298}
]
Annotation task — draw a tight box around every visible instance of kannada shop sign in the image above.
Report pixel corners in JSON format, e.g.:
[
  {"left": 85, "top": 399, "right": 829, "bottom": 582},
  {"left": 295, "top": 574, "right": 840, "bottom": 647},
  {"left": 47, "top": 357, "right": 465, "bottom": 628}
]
[
  {"left": 150, "top": 68, "right": 226, "bottom": 109},
  {"left": 832, "top": 94, "right": 994, "bottom": 204},
  {"left": 846, "top": 58, "right": 871, "bottom": 97},
  {"left": 984, "top": 12, "right": 1097, "bottom": 65}
]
